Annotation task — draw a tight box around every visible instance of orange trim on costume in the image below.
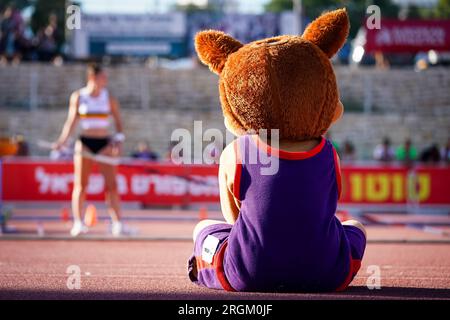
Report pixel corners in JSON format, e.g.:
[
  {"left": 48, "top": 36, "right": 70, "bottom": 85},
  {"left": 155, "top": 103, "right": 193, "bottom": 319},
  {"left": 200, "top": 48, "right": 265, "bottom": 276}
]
[
  {"left": 253, "top": 136, "right": 326, "bottom": 160},
  {"left": 332, "top": 147, "right": 342, "bottom": 200},
  {"left": 79, "top": 113, "right": 109, "bottom": 118},
  {"left": 214, "top": 240, "right": 236, "bottom": 292},
  {"left": 233, "top": 140, "right": 242, "bottom": 201},
  {"left": 195, "top": 256, "right": 214, "bottom": 271},
  {"left": 335, "top": 258, "right": 362, "bottom": 292},
  {"left": 196, "top": 240, "right": 235, "bottom": 291}
]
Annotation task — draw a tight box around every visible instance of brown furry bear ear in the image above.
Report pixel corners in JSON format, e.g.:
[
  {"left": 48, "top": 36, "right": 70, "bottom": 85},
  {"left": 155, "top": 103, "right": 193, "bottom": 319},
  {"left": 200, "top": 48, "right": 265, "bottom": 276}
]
[
  {"left": 195, "top": 30, "right": 243, "bottom": 74},
  {"left": 302, "top": 8, "right": 349, "bottom": 58}
]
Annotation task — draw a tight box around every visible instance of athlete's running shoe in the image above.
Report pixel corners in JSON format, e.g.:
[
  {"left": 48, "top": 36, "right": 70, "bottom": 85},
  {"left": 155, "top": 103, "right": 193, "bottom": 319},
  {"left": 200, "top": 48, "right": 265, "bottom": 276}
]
[{"left": 70, "top": 220, "right": 89, "bottom": 237}]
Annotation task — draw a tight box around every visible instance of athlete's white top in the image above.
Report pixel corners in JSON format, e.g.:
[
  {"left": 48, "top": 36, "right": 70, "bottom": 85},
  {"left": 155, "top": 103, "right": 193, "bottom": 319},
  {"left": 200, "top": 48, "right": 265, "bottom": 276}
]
[{"left": 78, "top": 88, "right": 111, "bottom": 130}]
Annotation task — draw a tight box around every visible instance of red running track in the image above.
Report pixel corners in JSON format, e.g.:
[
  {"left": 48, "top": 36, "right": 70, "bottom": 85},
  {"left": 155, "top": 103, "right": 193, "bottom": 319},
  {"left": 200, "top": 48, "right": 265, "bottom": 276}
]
[
  {"left": 0, "top": 238, "right": 449, "bottom": 299},
  {"left": 0, "top": 209, "right": 449, "bottom": 299}
]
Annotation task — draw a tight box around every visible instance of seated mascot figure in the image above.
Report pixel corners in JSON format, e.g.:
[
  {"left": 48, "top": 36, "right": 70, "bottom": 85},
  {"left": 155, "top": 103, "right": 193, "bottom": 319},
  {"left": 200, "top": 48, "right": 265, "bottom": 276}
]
[{"left": 188, "top": 9, "right": 367, "bottom": 292}]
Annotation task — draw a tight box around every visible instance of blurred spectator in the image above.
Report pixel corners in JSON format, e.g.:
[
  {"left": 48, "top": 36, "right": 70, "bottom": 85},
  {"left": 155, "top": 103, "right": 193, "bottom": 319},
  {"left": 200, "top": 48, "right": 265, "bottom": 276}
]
[
  {"left": 441, "top": 138, "right": 450, "bottom": 163},
  {"left": 36, "top": 14, "right": 60, "bottom": 63},
  {"left": 341, "top": 139, "right": 356, "bottom": 161},
  {"left": 0, "top": 5, "right": 24, "bottom": 64},
  {"left": 0, "top": 7, "right": 13, "bottom": 63},
  {"left": 395, "top": 138, "right": 418, "bottom": 167},
  {"left": 0, "top": 10, "right": 64, "bottom": 64},
  {"left": 131, "top": 141, "right": 159, "bottom": 161},
  {"left": 420, "top": 144, "right": 441, "bottom": 163},
  {"left": 373, "top": 137, "right": 394, "bottom": 162},
  {"left": 13, "top": 134, "right": 29, "bottom": 156},
  {"left": 12, "top": 22, "right": 34, "bottom": 63}
]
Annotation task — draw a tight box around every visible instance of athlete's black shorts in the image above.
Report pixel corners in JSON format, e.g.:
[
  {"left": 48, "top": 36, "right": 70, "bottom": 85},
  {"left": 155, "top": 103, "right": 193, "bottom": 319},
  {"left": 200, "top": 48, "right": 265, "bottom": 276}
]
[{"left": 79, "top": 136, "right": 110, "bottom": 154}]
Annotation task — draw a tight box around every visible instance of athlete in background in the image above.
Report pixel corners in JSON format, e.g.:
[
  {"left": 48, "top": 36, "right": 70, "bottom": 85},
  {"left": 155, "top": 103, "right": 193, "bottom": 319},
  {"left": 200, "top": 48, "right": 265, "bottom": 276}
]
[{"left": 54, "top": 63, "right": 125, "bottom": 236}]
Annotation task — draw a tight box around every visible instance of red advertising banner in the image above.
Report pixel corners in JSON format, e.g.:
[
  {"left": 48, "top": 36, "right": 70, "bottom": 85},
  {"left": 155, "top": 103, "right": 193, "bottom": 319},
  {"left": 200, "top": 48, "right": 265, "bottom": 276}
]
[
  {"left": 365, "top": 19, "right": 450, "bottom": 53},
  {"left": 340, "top": 165, "right": 450, "bottom": 206},
  {"left": 1, "top": 159, "right": 450, "bottom": 207},
  {"left": 0, "top": 159, "right": 219, "bottom": 205}
]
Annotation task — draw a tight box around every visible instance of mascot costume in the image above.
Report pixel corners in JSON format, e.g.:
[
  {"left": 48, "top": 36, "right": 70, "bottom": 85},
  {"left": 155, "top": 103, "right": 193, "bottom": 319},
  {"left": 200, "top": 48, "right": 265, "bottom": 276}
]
[{"left": 188, "top": 8, "right": 366, "bottom": 292}]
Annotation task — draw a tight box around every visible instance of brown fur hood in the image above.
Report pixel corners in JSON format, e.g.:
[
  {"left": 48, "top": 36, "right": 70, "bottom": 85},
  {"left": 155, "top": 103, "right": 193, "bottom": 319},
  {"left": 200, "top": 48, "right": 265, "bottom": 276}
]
[{"left": 195, "top": 9, "right": 349, "bottom": 140}]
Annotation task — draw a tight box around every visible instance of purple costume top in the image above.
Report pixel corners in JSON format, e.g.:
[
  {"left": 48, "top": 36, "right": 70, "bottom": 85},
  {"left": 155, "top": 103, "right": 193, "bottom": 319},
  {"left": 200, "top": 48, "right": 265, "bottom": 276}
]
[{"left": 223, "top": 135, "right": 350, "bottom": 292}]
